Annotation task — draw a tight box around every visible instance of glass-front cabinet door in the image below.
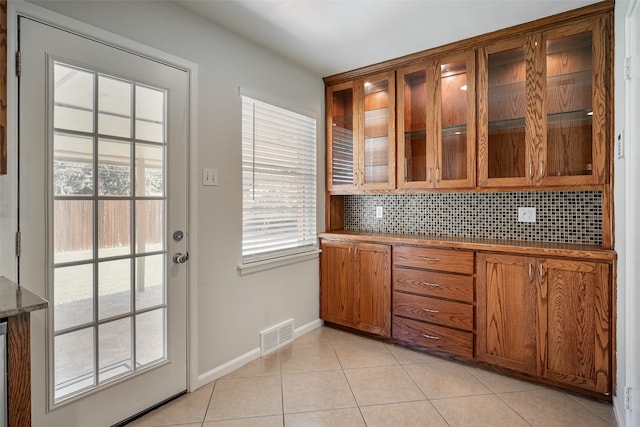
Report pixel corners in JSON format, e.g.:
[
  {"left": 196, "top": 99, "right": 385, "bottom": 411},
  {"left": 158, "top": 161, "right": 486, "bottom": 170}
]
[
  {"left": 436, "top": 51, "right": 475, "bottom": 188},
  {"left": 327, "top": 81, "right": 357, "bottom": 191},
  {"left": 478, "top": 37, "right": 531, "bottom": 187},
  {"left": 358, "top": 71, "right": 395, "bottom": 190},
  {"left": 397, "top": 52, "right": 474, "bottom": 190},
  {"left": 540, "top": 17, "right": 607, "bottom": 186},
  {"left": 397, "top": 62, "right": 432, "bottom": 188}
]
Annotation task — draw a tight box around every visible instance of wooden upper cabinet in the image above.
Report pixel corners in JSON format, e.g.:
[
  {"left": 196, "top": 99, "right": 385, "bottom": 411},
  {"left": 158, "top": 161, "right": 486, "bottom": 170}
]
[
  {"left": 397, "top": 51, "right": 475, "bottom": 189},
  {"left": 358, "top": 71, "right": 396, "bottom": 190},
  {"left": 327, "top": 81, "right": 357, "bottom": 192},
  {"left": 436, "top": 51, "right": 476, "bottom": 188},
  {"left": 478, "top": 16, "right": 609, "bottom": 187},
  {"left": 540, "top": 17, "right": 608, "bottom": 186},
  {"left": 327, "top": 72, "right": 395, "bottom": 193},
  {"left": 478, "top": 36, "right": 532, "bottom": 187}
]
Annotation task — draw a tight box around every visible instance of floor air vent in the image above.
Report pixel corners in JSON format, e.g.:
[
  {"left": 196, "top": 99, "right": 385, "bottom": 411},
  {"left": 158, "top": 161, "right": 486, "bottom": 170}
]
[{"left": 260, "top": 319, "right": 294, "bottom": 355}]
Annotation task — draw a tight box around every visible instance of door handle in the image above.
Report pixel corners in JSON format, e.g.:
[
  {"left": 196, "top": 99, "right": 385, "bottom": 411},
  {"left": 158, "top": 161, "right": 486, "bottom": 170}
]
[{"left": 173, "top": 252, "right": 190, "bottom": 264}]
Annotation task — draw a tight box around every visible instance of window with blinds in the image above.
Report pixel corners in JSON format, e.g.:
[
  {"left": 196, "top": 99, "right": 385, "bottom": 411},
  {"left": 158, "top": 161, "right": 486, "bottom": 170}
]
[{"left": 241, "top": 96, "right": 317, "bottom": 263}]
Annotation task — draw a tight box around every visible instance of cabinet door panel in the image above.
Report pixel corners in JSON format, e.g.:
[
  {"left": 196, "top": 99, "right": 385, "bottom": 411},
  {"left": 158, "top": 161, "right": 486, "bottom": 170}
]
[
  {"left": 327, "top": 82, "right": 357, "bottom": 191},
  {"left": 360, "top": 72, "right": 396, "bottom": 190},
  {"left": 540, "top": 259, "right": 610, "bottom": 394},
  {"left": 354, "top": 243, "right": 391, "bottom": 336},
  {"left": 476, "top": 253, "right": 537, "bottom": 374},
  {"left": 396, "top": 63, "right": 432, "bottom": 188},
  {"left": 478, "top": 38, "right": 530, "bottom": 187},
  {"left": 320, "top": 241, "right": 355, "bottom": 327},
  {"left": 436, "top": 51, "right": 475, "bottom": 188},
  {"left": 541, "top": 17, "right": 608, "bottom": 186}
]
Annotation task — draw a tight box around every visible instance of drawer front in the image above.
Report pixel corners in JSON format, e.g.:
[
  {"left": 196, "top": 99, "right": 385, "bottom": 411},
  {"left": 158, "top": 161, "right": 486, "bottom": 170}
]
[
  {"left": 393, "top": 246, "right": 474, "bottom": 274},
  {"left": 392, "top": 316, "right": 473, "bottom": 358},
  {"left": 393, "top": 268, "right": 474, "bottom": 302},
  {"left": 393, "top": 292, "right": 473, "bottom": 331}
]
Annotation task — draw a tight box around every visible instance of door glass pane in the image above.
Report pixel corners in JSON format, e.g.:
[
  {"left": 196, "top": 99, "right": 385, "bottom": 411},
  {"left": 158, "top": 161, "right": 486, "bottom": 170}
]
[
  {"left": 440, "top": 59, "right": 468, "bottom": 181},
  {"left": 136, "top": 86, "right": 165, "bottom": 143},
  {"left": 98, "top": 75, "right": 132, "bottom": 138},
  {"left": 136, "top": 254, "right": 165, "bottom": 310},
  {"left": 54, "top": 200, "right": 93, "bottom": 264},
  {"left": 546, "top": 31, "right": 593, "bottom": 177},
  {"left": 98, "top": 139, "right": 131, "bottom": 196},
  {"left": 54, "top": 264, "right": 94, "bottom": 331},
  {"left": 98, "top": 259, "right": 131, "bottom": 320},
  {"left": 402, "top": 69, "right": 427, "bottom": 183},
  {"left": 135, "top": 144, "right": 164, "bottom": 197},
  {"left": 54, "top": 63, "right": 94, "bottom": 133},
  {"left": 136, "top": 200, "right": 164, "bottom": 254},
  {"left": 54, "top": 328, "right": 95, "bottom": 401},
  {"left": 52, "top": 61, "right": 169, "bottom": 403},
  {"left": 99, "top": 318, "right": 133, "bottom": 383},
  {"left": 54, "top": 133, "right": 94, "bottom": 196},
  {"left": 136, "top": 309, "right": 166, "bottom": 367},
  {"left": 363, "top": 79, "right": 389, "bottom": 184},
  {"left": 487, "top": 46, "right": 526, "bottom": 179},
  {"left": 330, "top": 87, "right": 354, "bottom": 186},
  {"left": 98, "top": 200, "right": 130, "bottom": 257}
]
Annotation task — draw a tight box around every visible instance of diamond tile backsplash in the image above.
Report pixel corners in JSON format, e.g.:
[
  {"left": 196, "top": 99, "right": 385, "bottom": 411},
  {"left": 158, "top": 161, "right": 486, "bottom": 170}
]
[{"left": 344, "top": 191, "right": 602, "bottom": 245}]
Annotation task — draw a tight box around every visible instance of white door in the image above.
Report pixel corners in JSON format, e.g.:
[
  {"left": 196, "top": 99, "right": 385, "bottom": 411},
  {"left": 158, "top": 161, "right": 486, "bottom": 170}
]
[{"left": 19, "top": 17, "right": 189, "bottom": 426}]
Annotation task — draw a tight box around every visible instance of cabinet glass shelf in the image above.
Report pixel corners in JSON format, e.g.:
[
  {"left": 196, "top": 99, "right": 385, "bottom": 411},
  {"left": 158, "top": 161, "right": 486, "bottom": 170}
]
[{"left": 487, "top": 109, "right": 592, "bottom": 133}]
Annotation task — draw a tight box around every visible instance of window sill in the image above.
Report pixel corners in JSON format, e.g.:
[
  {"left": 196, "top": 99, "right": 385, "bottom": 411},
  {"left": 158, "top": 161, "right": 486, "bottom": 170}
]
[{"left": 237, "top": 249, "right": 321, "bottom": 276}]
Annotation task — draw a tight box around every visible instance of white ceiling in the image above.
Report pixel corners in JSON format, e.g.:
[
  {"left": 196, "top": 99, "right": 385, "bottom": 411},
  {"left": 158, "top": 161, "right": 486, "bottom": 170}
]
[{"left": 172, "top": 0, "right": 602, "bottom": 77}]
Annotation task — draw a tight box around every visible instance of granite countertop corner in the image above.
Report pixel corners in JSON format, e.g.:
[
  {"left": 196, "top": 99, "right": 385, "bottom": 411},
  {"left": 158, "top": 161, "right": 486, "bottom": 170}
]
[{"left": 0, "top": 276, "right": 49, "bottom": 318}]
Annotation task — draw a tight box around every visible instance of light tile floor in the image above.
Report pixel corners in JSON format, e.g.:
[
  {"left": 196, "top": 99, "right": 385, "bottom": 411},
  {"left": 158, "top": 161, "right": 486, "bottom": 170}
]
[{"left": 126, "top": 326, "right": 617, "bottom": 427}]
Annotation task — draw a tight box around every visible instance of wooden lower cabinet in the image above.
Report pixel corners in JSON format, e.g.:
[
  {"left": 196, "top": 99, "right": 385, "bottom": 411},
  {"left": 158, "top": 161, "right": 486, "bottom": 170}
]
[
  {"left": 392, "top": 245, "right": 475, "bottom": 358},
  {"left": 476, "top": 253, "right": 537, "bottom": 374},
  {"left": 320, "top": 239, "right": 391, "bottom": 336},
  {"left": 476, "top": 252, "right": 611, "bottom": 395}
]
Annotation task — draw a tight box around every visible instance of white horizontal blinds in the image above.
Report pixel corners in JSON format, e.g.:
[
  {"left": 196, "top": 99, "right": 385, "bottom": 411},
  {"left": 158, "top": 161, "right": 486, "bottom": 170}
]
[{"left": 242, "top": 96, "right": 317, "bottom": 262}]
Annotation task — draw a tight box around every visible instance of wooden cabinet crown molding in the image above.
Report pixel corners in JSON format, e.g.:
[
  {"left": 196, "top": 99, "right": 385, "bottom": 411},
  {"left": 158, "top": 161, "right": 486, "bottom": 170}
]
[{"left": 323, "top": 1, "right": 613, "bottom": 85}]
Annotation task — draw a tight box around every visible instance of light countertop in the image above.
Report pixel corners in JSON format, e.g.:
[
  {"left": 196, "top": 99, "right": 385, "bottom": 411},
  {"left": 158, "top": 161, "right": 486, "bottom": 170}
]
[{"left": 0, "top": 276, "right": 48, "bottom": 318}]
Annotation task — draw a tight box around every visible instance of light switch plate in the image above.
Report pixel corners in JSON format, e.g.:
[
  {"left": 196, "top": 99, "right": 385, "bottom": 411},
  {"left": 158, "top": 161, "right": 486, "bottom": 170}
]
[
  {"left": 518, "top": 207, "right": 536, "bottom": 223},
  {"left": 202, "top": 168, "right": 218, "bottom": 186},
  {"left": 375, "top": 206, "right": 383, "bottom": 218}
]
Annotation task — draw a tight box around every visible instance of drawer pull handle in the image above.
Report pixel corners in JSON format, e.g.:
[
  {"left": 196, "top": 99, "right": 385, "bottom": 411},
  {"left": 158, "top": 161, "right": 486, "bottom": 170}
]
[
  {"left": 421, "top": 257, "right": 440, "bottom": 262},
  {"left": 421, "top": 281, "right": 440, "bottom": 288},
  {"left": 422, "top": 308, "right": 439, "bottom": 313},
  {"left": 421, "top": 334, "right": 440, "bottom": 340}
]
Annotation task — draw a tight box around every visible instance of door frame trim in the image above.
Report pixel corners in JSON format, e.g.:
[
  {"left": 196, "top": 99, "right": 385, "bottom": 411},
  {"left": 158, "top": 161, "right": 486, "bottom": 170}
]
[{"left": 7, "top": 0, "right": 200, "bottom": 404}]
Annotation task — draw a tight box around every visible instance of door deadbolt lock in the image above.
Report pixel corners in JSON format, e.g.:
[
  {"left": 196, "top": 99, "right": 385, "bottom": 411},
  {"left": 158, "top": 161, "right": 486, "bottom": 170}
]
[
  {"left": 173, "top": 230, "right": 184, "bottom": 241},
  {"left": 173, "top": 252, "right": 189, "bottom": 264}
]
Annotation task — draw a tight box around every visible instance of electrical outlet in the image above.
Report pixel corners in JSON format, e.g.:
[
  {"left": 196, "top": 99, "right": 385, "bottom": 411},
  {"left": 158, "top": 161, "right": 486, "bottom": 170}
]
[
  {"left": 376, "top": 206, "right": 383, "bottom": 218},
  {"left": 202, "top": 168, "right": 218, "bottom": 186},
  {"left": 518, "top": 207, "right": 536, "bottom": 223}
]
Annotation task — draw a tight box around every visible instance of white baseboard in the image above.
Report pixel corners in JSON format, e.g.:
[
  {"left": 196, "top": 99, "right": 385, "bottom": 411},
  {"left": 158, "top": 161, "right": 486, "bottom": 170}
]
[
  {"left": 194, "top": 318, "right": 322, "bottom": 390},
  {"left": 195, "top": 347, "right": 261, "bottom": 389},
  {"left": 295, "top": 318, "right": 323, "bottom": 338}
]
